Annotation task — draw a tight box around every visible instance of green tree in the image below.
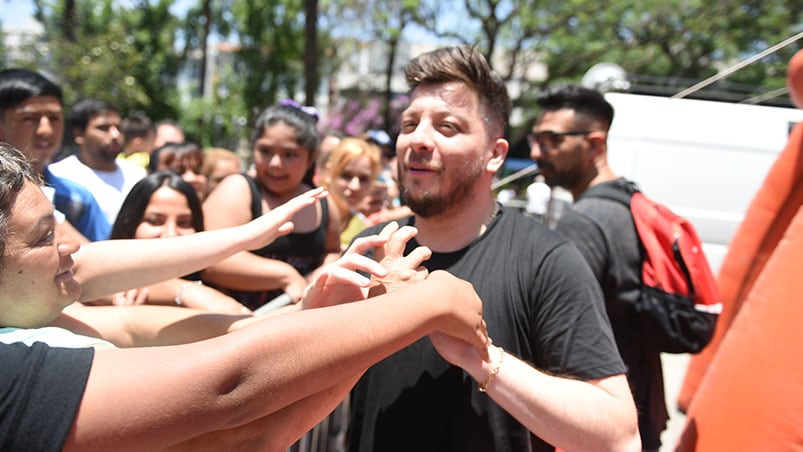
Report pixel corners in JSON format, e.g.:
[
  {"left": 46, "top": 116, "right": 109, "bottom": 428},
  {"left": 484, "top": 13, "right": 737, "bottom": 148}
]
[
  {"left": 28, "top": 0, "right": 183, "bottom": 122},
  {"left": 229, "top": 0, "right": 306, "bottom": 119},
  {"left": 422, "top": 0, "right": 801, "bottom": 159},
  {"left": 430, "top": 0, "right": 802, "bottom": 105},
  {"left": 303, "top": 0, "right": 318, "bottom": 106},
  {"left": 0, "top": 23, "right": 7, "bottom": 67},
  {"left": 322, "top": 0, "right": 439, "bottom": 131}
]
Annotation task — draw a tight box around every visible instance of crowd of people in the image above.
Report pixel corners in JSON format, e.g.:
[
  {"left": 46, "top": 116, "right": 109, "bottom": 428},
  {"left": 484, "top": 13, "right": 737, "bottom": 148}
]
[{"left": 0, "top": 45, "right": 686, "bottom": 451}]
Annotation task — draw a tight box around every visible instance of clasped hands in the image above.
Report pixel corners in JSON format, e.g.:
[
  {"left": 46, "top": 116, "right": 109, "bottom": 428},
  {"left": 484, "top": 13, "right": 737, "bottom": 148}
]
[{"left": 302, "top": 221, "right": 491, "bottom": 363}]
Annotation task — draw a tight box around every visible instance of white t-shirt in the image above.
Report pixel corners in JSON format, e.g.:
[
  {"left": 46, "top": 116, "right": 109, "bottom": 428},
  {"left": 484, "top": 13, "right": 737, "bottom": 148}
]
[
  {"left": 0, "top": 326, "right": 115, "bottom": 348},
  {"left": 49, "top": 155, "right": 146, "bottom": 224},
  {"left": 526, "top": 180, "right": 552, "bottom": 215}
]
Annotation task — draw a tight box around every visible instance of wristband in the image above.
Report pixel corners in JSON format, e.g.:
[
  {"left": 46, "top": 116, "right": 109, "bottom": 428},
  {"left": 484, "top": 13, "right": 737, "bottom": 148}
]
[
  {"left": 175, "top": 280, "right": 203, "bottom": 306},
  {"left": 478, "top": 346, "right": 504, "bottom": 393}
]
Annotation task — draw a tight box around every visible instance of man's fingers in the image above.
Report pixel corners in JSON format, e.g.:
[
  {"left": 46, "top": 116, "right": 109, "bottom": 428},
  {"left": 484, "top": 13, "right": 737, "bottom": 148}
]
[
  {"left": 377, "top": 221, "right": 400, "bottom": 241},
  {"left": 400, "top": 246, "right": 432, "bottom": 269},
  {"left": 384, "top": 225, "right": 418, "bottom": 258},
  {"left": 345, "top": 234, "right": 388, "bottom": 257}
]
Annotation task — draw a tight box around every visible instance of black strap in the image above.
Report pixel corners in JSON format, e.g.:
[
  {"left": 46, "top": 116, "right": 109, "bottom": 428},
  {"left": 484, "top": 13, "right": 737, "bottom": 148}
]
[
  {"left": 244, "top": 173, "right": 263, "bottom": 218},
  {"left": 580, "top": 178, "right": 639, "bottom": 207},
  {"left": 245, "top": 173, "right": 328, "bottom": 227}
]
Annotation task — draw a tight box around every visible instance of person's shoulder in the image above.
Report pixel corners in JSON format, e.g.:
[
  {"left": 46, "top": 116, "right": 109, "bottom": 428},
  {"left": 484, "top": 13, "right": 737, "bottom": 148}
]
[
  {"left": 116, "top": 159, "right": 147, "bottom": 177},
  {"left": 203, "top": 172, "right": 254, "bottom": 215},
  {"left": 45, "top": 169, "right": 95, "bottom": 199},
  {"left": 572, "top": 192, "right": 632, "bottom": 226},
  {"left": 47, "top": 154, "right": 81, "bottom": 172},
  {"left": 209, "top": 172, "right": 251, "bottom": 195},
  {"left": 495, "top": 206, "right": 572, "bottom": 248}
]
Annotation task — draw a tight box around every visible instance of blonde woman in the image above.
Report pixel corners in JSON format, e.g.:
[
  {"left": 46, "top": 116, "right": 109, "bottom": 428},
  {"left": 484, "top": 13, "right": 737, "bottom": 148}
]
[{"left": 321, "top": 137, "right": 383, "bottom": 248}]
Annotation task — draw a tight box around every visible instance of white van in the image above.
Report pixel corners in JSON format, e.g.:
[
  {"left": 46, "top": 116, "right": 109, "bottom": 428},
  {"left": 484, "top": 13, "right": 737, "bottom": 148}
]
[{"left": 604, "top": 92, "right": 803, "bottom": 272}]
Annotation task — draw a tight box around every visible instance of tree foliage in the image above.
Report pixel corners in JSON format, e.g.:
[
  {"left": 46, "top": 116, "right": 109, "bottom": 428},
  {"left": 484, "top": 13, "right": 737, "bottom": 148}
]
[
  {"left": 7, "top": 0, "right": 800, "bottom": 150},
  {"left": 24, "top": 0, "right": 182, "bottom": 123}
]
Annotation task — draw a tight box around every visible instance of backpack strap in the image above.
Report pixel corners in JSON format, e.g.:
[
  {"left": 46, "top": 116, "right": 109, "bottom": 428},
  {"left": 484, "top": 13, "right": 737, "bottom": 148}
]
[{"left": 580, "top": 178, "right": 640, "bottom": 207}]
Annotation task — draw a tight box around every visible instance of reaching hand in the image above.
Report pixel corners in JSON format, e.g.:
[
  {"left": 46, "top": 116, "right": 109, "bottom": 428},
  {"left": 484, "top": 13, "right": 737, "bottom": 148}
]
[
  {"left": 369, "top": 222, "right": 432, "bottom": 296},
  {"left": 301, "top": 233, "right": 391, "bottom": 309},
  {"left": 242, "top": 187, "right": 328, "bottom": 251},
  {"left": 111, "top": 287, "right": 149, "bottom": 306}
]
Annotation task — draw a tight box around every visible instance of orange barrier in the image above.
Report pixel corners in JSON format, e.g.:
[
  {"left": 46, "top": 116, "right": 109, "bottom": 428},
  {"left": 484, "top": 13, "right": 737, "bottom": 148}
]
[
  {"left": 676, "top": 120, "right": 803, "bottom": 412},
  {"left": 676, "top": 204, "right": 803, "bottom": 450},
  {"left": 789, "top": 49, "right": 803, "bottom": 109}
]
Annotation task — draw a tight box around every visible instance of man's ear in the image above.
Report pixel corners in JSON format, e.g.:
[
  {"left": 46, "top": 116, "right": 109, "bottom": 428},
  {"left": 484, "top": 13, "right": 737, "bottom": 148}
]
[
  {"left": 486, "top": 138, "right": 509, "bottom": 173},
  {"left": 72, "top": 128, "right": 85, "bottom": 146},
  {"left": 586, "top": 132, "right": 607, "bottom": 161}
]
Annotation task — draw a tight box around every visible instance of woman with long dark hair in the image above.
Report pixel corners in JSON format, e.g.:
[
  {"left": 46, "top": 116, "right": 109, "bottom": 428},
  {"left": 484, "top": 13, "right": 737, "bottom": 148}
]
[{"left": 105, "top": 171, "right": 249, "bottom": 314}]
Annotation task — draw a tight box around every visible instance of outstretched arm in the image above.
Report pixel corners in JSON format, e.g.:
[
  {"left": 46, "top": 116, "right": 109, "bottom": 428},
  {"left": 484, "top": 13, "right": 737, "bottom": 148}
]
[
  {"left": 72, "top": 188, "right": 327, "bottom": 302},
  {"left": 165, "top": 375, "right": 361, "bottom": 452},
  {"left": 64, "top": 271, "right": 488, "bottom": 451},
  {"left": 52, "top": 228, "right": 413, "bottom": 349},
  {"left": 52, "top": 303, "right": 255, "bottom": 348},
  {"left": 200, "top": 173, "right": 313, "bottom": 301},
  {"left": 430, "top": 335, "right": 641, "bottom": 452}
]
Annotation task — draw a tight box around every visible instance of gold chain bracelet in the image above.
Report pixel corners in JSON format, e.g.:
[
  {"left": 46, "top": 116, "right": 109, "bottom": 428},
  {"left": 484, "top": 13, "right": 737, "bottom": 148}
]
[{"left": 478, "top": 346, "right": 504, "bottom": 393}]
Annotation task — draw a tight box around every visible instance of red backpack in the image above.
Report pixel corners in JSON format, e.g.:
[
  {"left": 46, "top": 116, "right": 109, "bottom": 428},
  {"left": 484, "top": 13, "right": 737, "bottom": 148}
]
[{"left": 588, "top": 180, "right": 722, "bottom": 353}]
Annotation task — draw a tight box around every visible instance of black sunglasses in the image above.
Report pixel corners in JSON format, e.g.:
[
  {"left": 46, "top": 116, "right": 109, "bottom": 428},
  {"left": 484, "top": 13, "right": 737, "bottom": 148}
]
[{"left": 527, "top": 130, "right": 590, "bottom": 150}]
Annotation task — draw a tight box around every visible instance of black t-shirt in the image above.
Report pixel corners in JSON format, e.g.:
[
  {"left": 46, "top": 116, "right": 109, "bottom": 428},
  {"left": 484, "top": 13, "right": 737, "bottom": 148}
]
[
  {"left": 555, "top": 178, "right": 668, "bottom": 449},
  {"left": 348, "top": 206, "right": 625, "bottom": 452},
  {"left": 0, "top": 342, "right": 94, "bottom": 451}
]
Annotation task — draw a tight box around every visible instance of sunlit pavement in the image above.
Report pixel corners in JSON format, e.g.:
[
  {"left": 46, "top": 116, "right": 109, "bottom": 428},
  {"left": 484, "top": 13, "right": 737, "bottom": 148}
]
[{"left": 660, "top": 353, "right": 690, "bottom": 451}]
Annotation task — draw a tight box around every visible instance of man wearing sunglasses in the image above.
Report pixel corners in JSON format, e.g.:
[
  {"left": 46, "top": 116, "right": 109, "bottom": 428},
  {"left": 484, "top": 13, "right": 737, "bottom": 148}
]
[{"left": 530, "top": 83, "right": 667, "bottom": 451}]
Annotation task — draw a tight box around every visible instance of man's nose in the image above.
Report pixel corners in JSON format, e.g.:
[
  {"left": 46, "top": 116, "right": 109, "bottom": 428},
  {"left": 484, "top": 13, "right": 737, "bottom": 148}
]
[
  {"left": 529, "top": 142, "right": 543, "bottom": 161},
  {"left": 37, "top": 116, "right": 54, "bottom": 136}
]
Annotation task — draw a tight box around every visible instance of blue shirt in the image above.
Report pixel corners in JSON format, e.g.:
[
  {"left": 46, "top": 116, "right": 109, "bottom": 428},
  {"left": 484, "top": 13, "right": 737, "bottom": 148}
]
[{"left": 44, "top": 167, "right": 111, "bottom": 241}]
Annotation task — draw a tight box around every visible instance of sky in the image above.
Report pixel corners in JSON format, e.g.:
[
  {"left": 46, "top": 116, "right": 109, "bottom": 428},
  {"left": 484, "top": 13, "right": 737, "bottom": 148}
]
[
  {"left": 0, "top": 0, "right": 37, "bottom": 30},
  {"left": 1, "top": 0, "right": 442, "bottom": 43},
  {"left": 0, "top": 0, "right": 196, "bottom": 31}
]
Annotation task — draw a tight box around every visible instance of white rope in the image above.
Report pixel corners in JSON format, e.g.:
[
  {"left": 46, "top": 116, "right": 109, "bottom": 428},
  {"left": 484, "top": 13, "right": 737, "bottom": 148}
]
[
  {"left": 492, "top": 163, "right": 539, "bottom": 190},
  {"left": 672, "top": 31, "right": 803, "bottom": 99},
  {"left": 740, "top": 86, "right": 789, "bottom": 104}
]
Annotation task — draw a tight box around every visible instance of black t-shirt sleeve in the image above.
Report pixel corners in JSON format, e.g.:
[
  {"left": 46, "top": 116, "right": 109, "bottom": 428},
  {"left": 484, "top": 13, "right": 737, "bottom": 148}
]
[
  {"left": 527, "top": 240, "right": 626, "bottom": 379},
  {"left": 0, "top": 342, "right": 94, "bottom": 451}
]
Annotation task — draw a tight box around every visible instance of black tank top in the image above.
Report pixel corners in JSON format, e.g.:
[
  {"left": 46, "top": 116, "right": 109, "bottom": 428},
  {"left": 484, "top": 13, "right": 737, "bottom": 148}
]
[{"left": 227, "top": 173, "right": 329, "bottom": 309}]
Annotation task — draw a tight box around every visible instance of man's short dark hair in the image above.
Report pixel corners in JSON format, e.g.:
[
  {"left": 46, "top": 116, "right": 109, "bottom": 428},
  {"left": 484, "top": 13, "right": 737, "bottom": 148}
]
[
  {"left": 122, "top": 111, "right": 155, "bottom": 145},
  {"left": 404, "top": 46, "right": 511, "bottom": 138},
  {"left": 0, "top": 69, "right": 63, "bottom": 117},
  {"left": 535, "top": 84, "right": 615, "bottom": 130},
  {"left": 68, "top": 98, "right": 119, "bottom": 133}
]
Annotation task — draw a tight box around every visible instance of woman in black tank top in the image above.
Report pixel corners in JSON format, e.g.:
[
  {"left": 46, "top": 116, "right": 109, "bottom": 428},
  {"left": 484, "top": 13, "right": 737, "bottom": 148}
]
[{"left": 201, "top": 102, "right": 341, "bottom": 310}]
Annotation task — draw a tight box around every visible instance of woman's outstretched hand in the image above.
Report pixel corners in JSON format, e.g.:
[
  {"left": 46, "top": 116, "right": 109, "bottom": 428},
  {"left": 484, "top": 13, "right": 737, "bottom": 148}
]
[{"left": 242, "top": 187, "right": 329, "bottom": 250}]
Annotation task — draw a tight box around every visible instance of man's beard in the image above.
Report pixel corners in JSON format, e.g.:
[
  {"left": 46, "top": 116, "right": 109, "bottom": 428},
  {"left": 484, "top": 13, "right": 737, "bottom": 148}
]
[
  {"left": 536, "top": 159, "right": 581, "bottom": 191},
  {"left": 400, "top": 157, "right": 484, "bottom": 219},
  {"left": 99, "top": 146, "right": 119, "bottom": 162}
]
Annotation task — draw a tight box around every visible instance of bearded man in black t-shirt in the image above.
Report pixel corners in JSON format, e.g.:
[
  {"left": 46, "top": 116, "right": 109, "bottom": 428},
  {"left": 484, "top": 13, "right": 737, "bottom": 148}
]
[{"left": 346, "top": 47, "right": 640, "bottom": 452}]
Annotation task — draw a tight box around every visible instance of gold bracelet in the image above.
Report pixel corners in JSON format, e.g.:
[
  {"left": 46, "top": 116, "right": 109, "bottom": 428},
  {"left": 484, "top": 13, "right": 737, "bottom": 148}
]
[{"left": 478, "top": 346, "right": 504, "bottom": 393}]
